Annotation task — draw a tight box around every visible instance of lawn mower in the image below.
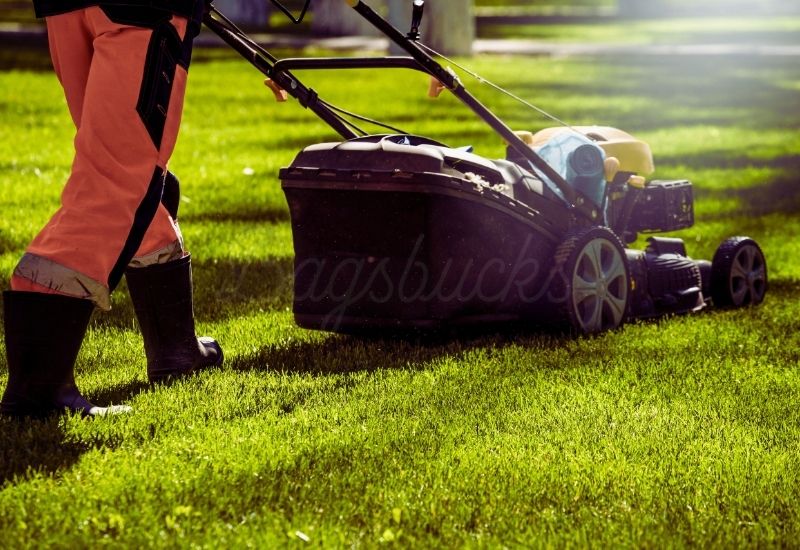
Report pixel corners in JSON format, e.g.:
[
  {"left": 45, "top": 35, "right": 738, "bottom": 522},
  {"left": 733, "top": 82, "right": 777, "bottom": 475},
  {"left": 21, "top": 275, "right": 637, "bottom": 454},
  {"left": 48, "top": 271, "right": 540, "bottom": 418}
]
[{"left": 203, "top": 0, "right": 768, "bottom": 334}]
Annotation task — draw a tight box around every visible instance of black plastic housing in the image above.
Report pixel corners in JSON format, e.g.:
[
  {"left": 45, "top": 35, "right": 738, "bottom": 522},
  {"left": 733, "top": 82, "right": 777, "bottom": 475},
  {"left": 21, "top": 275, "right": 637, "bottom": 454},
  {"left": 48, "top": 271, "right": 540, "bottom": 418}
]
[
  {"left": 280, "top": 135, "right": 573, "bottom": 332},
  {"left": 628, "top": 179, "right": 694, "bottom": 233}
]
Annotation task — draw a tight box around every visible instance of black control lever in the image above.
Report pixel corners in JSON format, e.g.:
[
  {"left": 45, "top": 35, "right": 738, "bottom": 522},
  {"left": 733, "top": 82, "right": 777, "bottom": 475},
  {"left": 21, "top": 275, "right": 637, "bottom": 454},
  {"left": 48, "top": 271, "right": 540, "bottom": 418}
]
[
  {"left": 267, "top": 0, "right": 311, "bottom": 24},
  {"left": 407, "top": 0, "right": 424, "bottom": 40}
]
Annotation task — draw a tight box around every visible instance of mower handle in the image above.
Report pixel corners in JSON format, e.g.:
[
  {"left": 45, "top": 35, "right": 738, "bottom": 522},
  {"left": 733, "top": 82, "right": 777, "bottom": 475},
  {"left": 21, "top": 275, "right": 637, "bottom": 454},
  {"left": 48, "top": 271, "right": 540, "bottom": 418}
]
[
  {"left": 273, "top": 56, "right": 427, "bottom": 74},
  {"left": 202, "top": 6, "right": 358, "bottom": 139},
  {"left": 203, "top": 1, "right": 593, "bottom": 217},
  {"left": 342, "top": 0, "right": 582, "bottom": 208}
]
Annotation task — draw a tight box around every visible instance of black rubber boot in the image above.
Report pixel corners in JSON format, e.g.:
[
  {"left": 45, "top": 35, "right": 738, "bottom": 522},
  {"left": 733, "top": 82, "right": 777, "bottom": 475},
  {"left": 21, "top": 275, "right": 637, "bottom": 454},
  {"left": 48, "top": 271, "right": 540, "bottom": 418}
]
[
  {"left": 125, "top": 255, "right": 223, "bottom": 384},
  {"left": 0, "top": 291, "right": 131, "bottom": 418}
]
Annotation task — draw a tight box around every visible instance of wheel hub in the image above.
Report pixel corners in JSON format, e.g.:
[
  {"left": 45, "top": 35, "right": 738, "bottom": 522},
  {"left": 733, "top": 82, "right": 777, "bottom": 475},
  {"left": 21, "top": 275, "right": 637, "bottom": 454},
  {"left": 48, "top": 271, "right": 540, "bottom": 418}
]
[
  {"left": 711, "top": 237, "right": 768, "bottom": 308},
  {"left": 569, "top": 236, "right": 629, "bottom": 333}
]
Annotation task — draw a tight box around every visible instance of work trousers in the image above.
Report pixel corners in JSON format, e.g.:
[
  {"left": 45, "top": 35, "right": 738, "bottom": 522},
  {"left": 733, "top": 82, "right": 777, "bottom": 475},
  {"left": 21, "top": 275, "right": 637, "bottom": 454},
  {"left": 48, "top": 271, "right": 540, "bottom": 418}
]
[{"left": 12, "top": 6, "right": 194, "bottom": 310}]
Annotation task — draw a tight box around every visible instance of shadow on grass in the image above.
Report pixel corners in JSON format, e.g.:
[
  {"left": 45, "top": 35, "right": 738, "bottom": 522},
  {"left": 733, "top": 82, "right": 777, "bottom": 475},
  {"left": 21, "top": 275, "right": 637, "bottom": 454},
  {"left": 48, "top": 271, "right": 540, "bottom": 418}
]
[
  {"left": 659, "top": 153, "right": 800, "bottom": 172},
  {"left": 660, "top": 30, "right": 800, "bottom": 46},
  {"left": 0, "top": 416, "right": 89, "bottom": 487},
  {"left": 228, "top": 324, "right": 567, "bottom": 377},
  {"left": 700, "top": 173, "right": 800, "bottom": 219},
  {"left": 497, "top": 56, "right": 800, "bottom": 132},
  {"left": 194, "top": 256, "right": 293, "bottom": 315},
  {"left": 0, "top": 390, "right": 138, "bottom": 487},
  {"left": 86, "top": 380, "right": 151, "bottom": 411}
]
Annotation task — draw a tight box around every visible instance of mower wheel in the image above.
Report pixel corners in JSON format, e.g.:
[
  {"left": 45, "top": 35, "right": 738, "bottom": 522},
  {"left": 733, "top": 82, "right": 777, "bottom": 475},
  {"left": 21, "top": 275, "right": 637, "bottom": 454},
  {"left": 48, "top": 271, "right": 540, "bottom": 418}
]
[
  {"left": 549, "top": 226, "right": 630, "bottom": 334},
  {"left": 710, "top": 236, "right": 767, "bottom": 307}
]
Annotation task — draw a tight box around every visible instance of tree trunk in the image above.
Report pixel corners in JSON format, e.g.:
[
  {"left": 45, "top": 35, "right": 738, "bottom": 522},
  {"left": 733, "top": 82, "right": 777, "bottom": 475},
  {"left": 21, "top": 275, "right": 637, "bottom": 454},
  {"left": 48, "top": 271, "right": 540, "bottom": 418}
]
[
  {"left": 427, "top": 0, "right": 474, "bottom": 57},
  {"left": 397, "top": 0, "right": 474, "bottom": 56},
  {"left": 313, "top": 0, "right": 474, "bottom": 57},
  {"left": 312, "top": 0, "right": 386, "bottom": 37},
  {"left": 213, "top": 0, "right": 270, "bottom": 29},
  {"left": 387, "top": 0, "right": 412, "bottom": 55},
  {"left": 618, "top": 0, "right": 668, "bottom": 17}
]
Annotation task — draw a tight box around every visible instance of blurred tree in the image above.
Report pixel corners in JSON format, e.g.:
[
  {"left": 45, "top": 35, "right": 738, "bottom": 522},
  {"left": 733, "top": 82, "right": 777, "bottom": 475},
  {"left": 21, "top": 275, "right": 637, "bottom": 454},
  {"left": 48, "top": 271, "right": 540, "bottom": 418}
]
[
  {"left": 314, "top": 0, "right": 474, "bottom": 56},
  {"left": 214, "top": 0, "right": 271, "bottom": 28},
  {"left": 312, "top": 0, "right": 385, "bottom": 36},
  {"left": 617, "top": 0, "right": 659, "bottom": 17},
  {"left": 617, "top": 0, "right": 794, "bottom": 17},
  {"left": 420, "top": 0, "right": 474, "bottom": 56}
]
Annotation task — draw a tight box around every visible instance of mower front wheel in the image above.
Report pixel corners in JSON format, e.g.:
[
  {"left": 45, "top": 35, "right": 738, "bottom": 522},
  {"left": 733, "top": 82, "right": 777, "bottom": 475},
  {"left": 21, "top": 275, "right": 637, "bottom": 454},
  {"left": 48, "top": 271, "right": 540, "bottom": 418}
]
[
  {"left": 548, "top": 226, "right": 631, "bottom": 334},
  {"left": 710, "top": 236, "right": 767, "bottom": 307}
]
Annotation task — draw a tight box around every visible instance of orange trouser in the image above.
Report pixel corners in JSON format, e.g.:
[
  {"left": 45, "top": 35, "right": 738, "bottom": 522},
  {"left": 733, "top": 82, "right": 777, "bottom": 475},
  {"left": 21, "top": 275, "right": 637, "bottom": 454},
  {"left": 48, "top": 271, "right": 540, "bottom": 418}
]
[{"left": 11, "top": 7, "right": 193, "bottom": 310}]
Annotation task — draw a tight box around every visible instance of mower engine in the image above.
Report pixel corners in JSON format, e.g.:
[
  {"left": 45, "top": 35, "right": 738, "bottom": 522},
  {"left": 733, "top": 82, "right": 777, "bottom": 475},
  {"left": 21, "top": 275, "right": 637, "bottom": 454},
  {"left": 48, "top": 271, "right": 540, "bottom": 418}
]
[
  {"left": 627, "top": 237, "right": 707, "bottom": 318},
  {"left": 518, "top": 126, "right": 766, "bottom": 322}
]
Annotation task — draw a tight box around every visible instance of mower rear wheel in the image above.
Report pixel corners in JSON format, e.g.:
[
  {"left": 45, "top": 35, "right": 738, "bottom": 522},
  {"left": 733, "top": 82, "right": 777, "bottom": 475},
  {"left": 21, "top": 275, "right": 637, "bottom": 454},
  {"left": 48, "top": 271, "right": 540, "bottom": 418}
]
[
  {"left": 549, "top": 226, "right": 630, "bottom": 334},
  {"left": 710, "top": 236, "right": 767, "bottom": 307}
]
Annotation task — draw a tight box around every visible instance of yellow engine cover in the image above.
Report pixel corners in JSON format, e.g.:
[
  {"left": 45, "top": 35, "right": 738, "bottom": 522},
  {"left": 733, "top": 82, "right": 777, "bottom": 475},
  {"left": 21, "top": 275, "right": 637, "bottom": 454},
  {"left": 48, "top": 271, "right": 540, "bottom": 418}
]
[{"left": 530, "top": 126, "right": 655, "bottom": 176}]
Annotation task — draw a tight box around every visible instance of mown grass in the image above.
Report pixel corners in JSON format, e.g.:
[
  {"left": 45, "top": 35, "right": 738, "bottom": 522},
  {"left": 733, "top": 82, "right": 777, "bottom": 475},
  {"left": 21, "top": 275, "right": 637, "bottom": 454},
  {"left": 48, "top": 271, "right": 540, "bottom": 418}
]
[{"left": 1, "top": 30, "right": 799, "bottom": 548}]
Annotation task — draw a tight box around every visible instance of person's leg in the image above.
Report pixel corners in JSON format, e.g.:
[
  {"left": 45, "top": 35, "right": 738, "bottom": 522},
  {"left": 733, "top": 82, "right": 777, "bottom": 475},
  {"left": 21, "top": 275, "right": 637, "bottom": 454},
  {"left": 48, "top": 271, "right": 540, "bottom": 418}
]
[
  {"left": 46, "top": 7, "right": 93, "bottom": 128},
  {"left": 0, "top": 291, "right": 131, "bottom": 418},
  {"left": 125, "top": 255, "right": 223, "bottom": 383},
  {"left": 2, "top": 7, "right": 216, "bottom": 416},
  {"left": 11, "top": 7, "right": 183, "bottom": 307},
  {"left": 8, "top": 9, "right": 94, "bottom": 298},
  {"left": 2, "top": 8, "right": 123, "bottom": 416},
  {"left": 116, "top": 10, "right": 222, "bottom": 383}
]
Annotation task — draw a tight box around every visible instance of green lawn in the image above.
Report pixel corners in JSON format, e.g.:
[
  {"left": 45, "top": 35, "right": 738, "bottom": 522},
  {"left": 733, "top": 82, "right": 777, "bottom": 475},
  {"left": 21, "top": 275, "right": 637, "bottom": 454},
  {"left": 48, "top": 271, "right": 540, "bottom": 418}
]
[{"left": 1, "top": 35, "right": 799, "bottom": 547}]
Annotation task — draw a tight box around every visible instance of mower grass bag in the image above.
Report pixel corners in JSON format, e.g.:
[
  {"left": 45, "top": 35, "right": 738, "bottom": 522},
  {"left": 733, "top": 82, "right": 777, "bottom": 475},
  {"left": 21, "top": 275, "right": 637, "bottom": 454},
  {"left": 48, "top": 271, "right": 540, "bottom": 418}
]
[{"left": 280, "top": 135, "right": 573, "bottom": 332}]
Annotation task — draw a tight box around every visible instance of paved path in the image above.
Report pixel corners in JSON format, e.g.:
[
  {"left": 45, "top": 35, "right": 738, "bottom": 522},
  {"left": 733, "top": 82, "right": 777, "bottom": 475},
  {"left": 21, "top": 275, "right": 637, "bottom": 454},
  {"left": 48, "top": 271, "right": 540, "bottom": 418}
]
[
  {"left": 475, "top": 39, "right": 800, "bottom": 57},
  {"left": 2, "top": 23, "right": 799, "bottom": 57},
  {"left": 194, "top": 32, "right": 800, "bottom": 57}
]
